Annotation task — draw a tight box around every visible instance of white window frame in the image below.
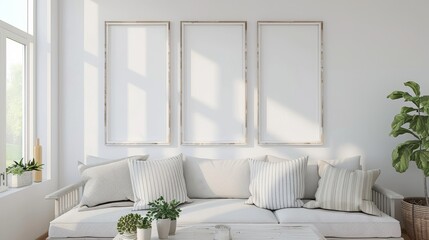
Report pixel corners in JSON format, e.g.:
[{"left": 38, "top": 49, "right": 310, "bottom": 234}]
[{"left": 0, "top": 0, "right": 35, "bottom": 191}]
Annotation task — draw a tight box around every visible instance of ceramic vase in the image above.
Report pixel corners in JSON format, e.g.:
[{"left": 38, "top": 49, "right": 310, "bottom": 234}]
[
  {"left": 120, "top": 231, "right": 136, "bottom": 240},
  {"left": 156, "top": 219, "right": 171, "bottom": 239},
  {"left": 7, "top": 171, "right": 33, "bottom": 188},
  {"left": 169, "top": 220, "right": 177, "bottom": 235},
  {"left": 137, "top": 228, "right": 151, "bottom": 240}
]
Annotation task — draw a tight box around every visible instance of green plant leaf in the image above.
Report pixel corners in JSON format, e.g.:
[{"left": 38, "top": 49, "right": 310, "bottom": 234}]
[
  {"left": 404, "top": 81, "right": 420, "bottom": 96},
  {"left": 387, "top": 91, "right": 405, "bottom": 100},
  {"left": 390, "top": 127, "right": 419, "bottom": 138},
  {"left": 414, "top": 150, "right": 429, "bottom": 171},
  {"left": 410, "top": 115, "right": 428, "bottom": 136},
  {"left": 391, "top": 113, "right": 412, "bottom": 132},
  {"left": 392, "top": 141, "right": 420, "bottom": 173},
  {"left": 400, "top": 106, "right": 417, "bottom": 114}
]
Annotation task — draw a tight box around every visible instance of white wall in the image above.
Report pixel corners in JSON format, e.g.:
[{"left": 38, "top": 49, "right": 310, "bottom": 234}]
[
  {"left": 0, "top": 0, "right": 59, "bottom": 239},
  {"left": 59, "top": 0, "right": 429, "bottom": 198}
]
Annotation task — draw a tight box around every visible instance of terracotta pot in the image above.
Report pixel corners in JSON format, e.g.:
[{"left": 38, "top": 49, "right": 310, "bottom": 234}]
[
  {"left": 169, "top": 220, "right": 177, "bottom": 235},
  {"left": 157, "top": 219, "right": 171, "bottom": 239},
  {"left": 137, "top": 228, "right": 151, "bottom": 240},
  {"left": 401, "top": 198, "right": 429, "bottom": 240}
]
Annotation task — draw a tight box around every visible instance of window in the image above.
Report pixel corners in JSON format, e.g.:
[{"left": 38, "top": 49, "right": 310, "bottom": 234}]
[{"left": 0, "top": 0, "right": 34, "bottom": 192}]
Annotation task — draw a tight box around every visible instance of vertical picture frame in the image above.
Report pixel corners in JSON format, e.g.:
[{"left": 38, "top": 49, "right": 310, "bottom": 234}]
[
  {"left": 105, "top": 21, "right": 170, "bottom": 145},
  {"left": 258, "top": 21, "right": 323, "bottom": 145},
  {"left": 181, "top": 21, "right": 247, "bottom": 145}
]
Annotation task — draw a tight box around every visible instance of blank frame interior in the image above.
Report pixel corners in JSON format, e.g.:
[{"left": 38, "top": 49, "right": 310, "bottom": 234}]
[
  {"left": 105, "top": 22, "right": 170, "bottom": 145},
  {"left": 258, "top": 21, "right": 323, "bottom": 145},
  {"left": 181, "top": 22, "right": 247, "bottom": 145}
]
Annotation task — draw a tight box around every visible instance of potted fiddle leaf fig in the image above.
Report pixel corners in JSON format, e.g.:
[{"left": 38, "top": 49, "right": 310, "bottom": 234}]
[
  {"left": 117, "top": 213, "right": 143, "bottom": 240},
  {"left": 387, "top": 81, "right": 429, "bottom": 239}
]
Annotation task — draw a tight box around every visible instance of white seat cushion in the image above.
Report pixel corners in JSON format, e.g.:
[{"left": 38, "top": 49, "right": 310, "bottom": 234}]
[
  {"left": 49, "top": 206, "right": 139, "bottom": 238},
  {"left": 274, "top": 208, "right": 401, "bottom": 238},
  {"left": 178, "top": 199, "right": 278, "bottom": 224}
]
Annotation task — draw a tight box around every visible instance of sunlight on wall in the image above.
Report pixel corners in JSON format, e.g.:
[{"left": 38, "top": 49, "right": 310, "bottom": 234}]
[
  {"left": 128, "top": 27, "right": 147, "bottom": 77},
  {"left": 265, "top": 98, "right": 319, "bottom": 142},
  {"left": 190, "top": 50, "right": 219, "bottom": 109}
]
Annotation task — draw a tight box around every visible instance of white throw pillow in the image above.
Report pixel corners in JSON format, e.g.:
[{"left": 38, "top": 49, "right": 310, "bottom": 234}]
[
  {"left": 183, "top": 155, "right": 265, "bottom": 199},
  {"left": 78, "top": 155, "right": 149, "bottom": 174},
  {"left": 129, "top": 154, "right": 191, "bottom": 210},
  {"left": 246, "top": 156, "right": 308, "bottom": 210},
  {"left": 79, "top": 155, "right": 148, "bottom": 209},
  {"left": 304, "top": 162, "right": 382, "bottom": 216}
]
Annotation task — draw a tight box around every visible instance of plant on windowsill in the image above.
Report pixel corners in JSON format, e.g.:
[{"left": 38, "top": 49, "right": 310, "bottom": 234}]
[
  {"left": 117, "top": 213, "right": 143, "bottom": 240},
  {"left": 6, "top": 158, "right": 43, "bottom": 188},
  {"left": 387, "top": 81, "right": 429, "bottom": 239},
  {"left": 147, "top": 196, "right": 182, "bottom": 239}
]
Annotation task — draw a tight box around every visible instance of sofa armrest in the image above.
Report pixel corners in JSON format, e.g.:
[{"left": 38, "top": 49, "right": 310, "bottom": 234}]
[
  {"left": 372, "top": 184, "right": 404, "bottom": 220},
  {"left": 45, "top": 180, "right": 85, "bottom": 218}
]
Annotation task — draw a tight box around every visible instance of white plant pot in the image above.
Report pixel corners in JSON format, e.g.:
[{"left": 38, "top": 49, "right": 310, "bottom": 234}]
[
  {"left": 120, "top": 231, "right": 136, "bottom": 240},
  {"left": 7, "top": 171, "right": 33, "bottom": 188},
  {"left": 156, "top": 219, "right": 171, "bottom": 239},
  {"left": 137, "top": 228, "right": 151, "bottom": 240},
  {"left": 169, "top": 220, "right": 177, "bottom": 235}
]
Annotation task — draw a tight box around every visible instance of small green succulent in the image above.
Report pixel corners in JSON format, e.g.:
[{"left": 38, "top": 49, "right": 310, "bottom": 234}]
[
  {"left": 116, "top": 213, "right": 143, "bottom": 234},
  {"left": 6, "top": 158, "right": 43, "bottom": 175}
]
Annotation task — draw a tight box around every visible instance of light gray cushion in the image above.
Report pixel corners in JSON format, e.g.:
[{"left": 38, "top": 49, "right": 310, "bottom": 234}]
[
  {"left": 274, "top": 208, "right": 401, "bottom": 238},
  {"left": 79, "top": 155, "right": 148, "bottom": 209},
  {"left": 78, "top": 155, "right": 149, "bottom": 174},
  {"left": 268, "top": 155, "right": 361, "bottom": 199},
  {"left": 183, "top": 155, "right": 265, "bottom": 199},
  {"left": 129, "top": 154, "right": 190, "bottom": 210},
  {"left": 304, "top": 162, "right": 381, "bottom": 216},
  {"left": 246, "top": 156, "right": 308, "bottom": 210},
  {"left": 49, "top": 206, "right": 137, "bottom": 238},
  {"left": 178, "top": 199, "right": 278, "bottom": 224}
]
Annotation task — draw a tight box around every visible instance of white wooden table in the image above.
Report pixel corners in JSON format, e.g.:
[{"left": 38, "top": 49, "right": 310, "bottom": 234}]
[{"left": 114, "top": 224, "right": 326, "bottom": 240}]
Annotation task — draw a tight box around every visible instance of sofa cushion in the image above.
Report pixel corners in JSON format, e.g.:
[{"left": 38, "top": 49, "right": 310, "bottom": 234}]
[
  {"left": 49, "top": 206, "right": 138, "bottom": 238},
  {"left": 79, "top": 156, "right": 147, "bottom": 209},
  {"left": 129, "top": 154, "right": 190, "bottom": 210},
  {"left": 178, "top": 199, "right": 278, "bottom": 224},
  {"left": 246, "top": 157, "right": 308, "bottom": 210},
  {"left": 183, "top": 156, "right": 265, "bottom": 199},
  {"left": 49, "top": 199, "right": 277, "bottom": 238},
  {"left": 304, "top": 163, "right": 381, "bottom": 216},
  {"left": 274, "top": 208, "right": 401, "bottom": 238},
  {"left": 295, "top": 155, "right": 361, "bottom": 199}
]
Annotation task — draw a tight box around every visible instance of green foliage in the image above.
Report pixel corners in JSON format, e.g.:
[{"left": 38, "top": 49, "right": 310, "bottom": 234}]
[
  {"left": 136, "top": 216, "right": 152, "bottom": 229},
  {"left": 116, "top": 213, "right": 143, "bottom": 234},
  {"left": 388, "top": 81, "right": 429, "bottom": 202},
  {"left": 6, "top": 158, "right": 43, "bottom": 175},
  {"left": 6, "top": 65, "right": 23, "bottom": 146},
  {"left": 147, "top": 196, "right": 182, "bottom": 220}
]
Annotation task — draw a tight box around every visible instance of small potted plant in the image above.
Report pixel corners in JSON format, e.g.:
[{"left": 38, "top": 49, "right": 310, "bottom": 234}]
[
  {"left": 147, "top": 196, "right": 182, "bottom": 239},
  {"left": 136, "top": 216, "right": 152, "bottom": 240},
  {"left": 6, "top": 158, "right": 43, "bottom": 188},
  {"left": 117, "top": 213, "right": 143, "bottom": 240},
  {"left": 167, "top": 199, "right": 181, "bottom": 235}
]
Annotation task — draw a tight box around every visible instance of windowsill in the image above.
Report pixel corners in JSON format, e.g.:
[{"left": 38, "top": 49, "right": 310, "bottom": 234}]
[{"left": 0, "top": 179, "right": 52, "bottom": 198}]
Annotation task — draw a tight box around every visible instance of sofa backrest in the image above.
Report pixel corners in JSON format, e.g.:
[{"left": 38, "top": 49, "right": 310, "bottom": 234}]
[{"left": 183, "top": 155, "right": 361, "bottom": 200}]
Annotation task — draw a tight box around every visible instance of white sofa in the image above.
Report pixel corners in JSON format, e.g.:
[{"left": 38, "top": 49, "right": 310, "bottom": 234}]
[{"left": 45, "top": 156, "right": 404, "bottom": 240}]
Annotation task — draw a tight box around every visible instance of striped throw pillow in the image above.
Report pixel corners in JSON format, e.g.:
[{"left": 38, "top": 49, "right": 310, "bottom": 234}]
[
  {"left": 128, "top": 154, "right": 191, "bottom": 210},
  {"left": 304, "top": 162, "right": 382, "bottom": 216},
  {"left": 246, "top": 156, "right": 308, "bottom": 210}
]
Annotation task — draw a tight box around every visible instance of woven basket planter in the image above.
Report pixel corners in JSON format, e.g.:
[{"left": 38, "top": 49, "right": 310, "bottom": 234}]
[{"left": 402, "top": 198, "right": 429, "bottom": 240}]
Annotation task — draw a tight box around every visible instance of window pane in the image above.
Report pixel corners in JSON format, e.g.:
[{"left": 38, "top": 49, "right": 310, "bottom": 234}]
[
  {"left": 0, "top": 0, "right": 28, "bottom": 32},
  {"left": 6, "top": 38, "right": 25, "bottom": 167}
]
